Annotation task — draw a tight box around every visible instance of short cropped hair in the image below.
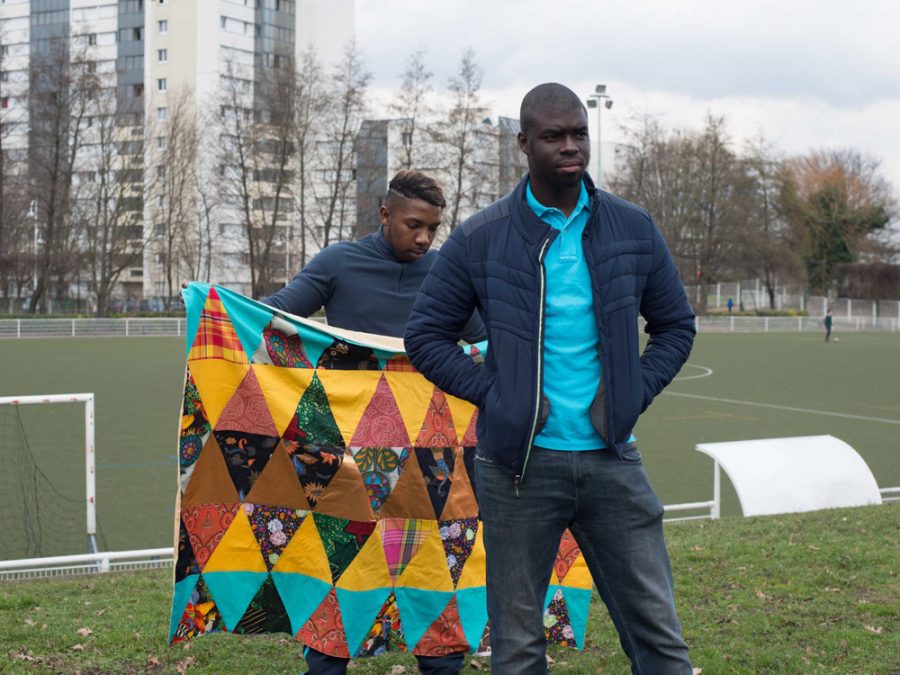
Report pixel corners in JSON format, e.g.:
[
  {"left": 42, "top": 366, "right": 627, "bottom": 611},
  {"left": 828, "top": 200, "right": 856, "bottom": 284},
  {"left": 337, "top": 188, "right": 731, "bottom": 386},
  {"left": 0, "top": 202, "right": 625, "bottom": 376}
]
[
  {"left": 520, "top": 83, "right": 586, "bottom": 135},
  {"left": 386, "top": 169, "right": 446, "bottom": 209}
]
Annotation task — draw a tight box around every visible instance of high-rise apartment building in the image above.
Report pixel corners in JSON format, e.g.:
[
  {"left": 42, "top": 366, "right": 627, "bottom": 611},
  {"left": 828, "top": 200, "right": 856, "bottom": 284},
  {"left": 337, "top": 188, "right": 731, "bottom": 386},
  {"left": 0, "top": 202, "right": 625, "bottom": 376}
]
[{"left": 0, "top": 0, "right": 354, "bottom": 308}]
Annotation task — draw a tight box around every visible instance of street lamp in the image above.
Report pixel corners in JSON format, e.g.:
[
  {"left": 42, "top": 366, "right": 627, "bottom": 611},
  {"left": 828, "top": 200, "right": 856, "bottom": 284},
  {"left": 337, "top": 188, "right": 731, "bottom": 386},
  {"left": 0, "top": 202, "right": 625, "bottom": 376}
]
[{"left": 585, "top": 84, "right": 613, "bottom": 185}]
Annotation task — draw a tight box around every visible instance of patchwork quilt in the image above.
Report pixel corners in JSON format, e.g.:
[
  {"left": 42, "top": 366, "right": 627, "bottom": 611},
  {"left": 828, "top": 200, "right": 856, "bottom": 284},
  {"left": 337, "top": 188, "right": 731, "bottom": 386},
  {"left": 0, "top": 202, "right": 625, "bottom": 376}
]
[{"left": 169, "top": 283, "right": 593, "bottom": 657}]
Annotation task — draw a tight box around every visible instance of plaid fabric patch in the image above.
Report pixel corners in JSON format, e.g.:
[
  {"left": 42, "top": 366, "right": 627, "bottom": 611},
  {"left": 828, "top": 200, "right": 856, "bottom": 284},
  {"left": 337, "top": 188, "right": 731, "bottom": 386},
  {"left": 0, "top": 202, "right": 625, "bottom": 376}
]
[
  {"left": 384, "top": 355, "right": 417, "bottom": 372},
  {"left": 189, "top": 288, "right": 248, "bottom": 363},
  {"left": 381, "top": 518, "right": 431, "bottom": 580}
]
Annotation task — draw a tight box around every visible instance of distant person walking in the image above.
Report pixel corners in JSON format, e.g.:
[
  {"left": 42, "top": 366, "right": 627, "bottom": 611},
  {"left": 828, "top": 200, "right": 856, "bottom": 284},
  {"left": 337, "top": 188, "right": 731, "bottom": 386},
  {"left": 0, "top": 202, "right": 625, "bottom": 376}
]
[
  {"left": 727, "top": 297, "right": 734, "bottom": 314},
  {"left": 824, "top": 308, "right": 833, "bottom": 342}
]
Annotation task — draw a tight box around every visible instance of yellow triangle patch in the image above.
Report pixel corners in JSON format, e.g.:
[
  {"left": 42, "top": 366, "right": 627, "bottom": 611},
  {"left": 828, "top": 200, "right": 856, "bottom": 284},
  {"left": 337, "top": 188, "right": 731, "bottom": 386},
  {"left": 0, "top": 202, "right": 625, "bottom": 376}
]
[
  {"left": 335, "top": 521, "right": 391, "bottom": 591},
  {"left": 203, "top": 506, "right": 267, "bottom": 573},
  {"left": 187, "top": 359, "right": 250, "bottom": 428},
  {"left": 252, "top": 364, "right": 314, "bottom": 436},
  {"left": 455, "top": 525, "right": 486, "bottom": 590},
  {"left": 271, "top": 513, "right": 332, "bottom": 584},
  {"left": 315, "top": 370, "right": 383, "bottom": 447},
  {"left": 382, "top": 372, "right": 434, "bottom": 449},
  {"left": 444, "top": 394, "right": 476, "bottom": 444},
  {"left": 561, "top": 551, "right": 593, "bottom": 590},
  {"left": 396, "top": 523, "right": 453, "bottom": 593}
]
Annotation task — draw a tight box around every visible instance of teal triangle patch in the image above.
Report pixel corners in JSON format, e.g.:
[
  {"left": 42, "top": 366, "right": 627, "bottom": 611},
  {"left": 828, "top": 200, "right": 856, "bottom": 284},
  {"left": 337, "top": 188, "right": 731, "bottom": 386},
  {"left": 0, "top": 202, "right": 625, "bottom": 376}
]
[
  {"left": 455, "top": 586, "right": 488, "bottom": 653},
  {"left": 169, "top": 574, "right": 200, "bottom": 642},
  {"left": 393, "top": 587, "right": 454, "bottom": 653},
  {"left": 562, "top": 586, "right": 592, "bottom": 649},
  {"left": 182, "top": 282, "right": 212, "bottom": 357},
  {"left": 270, "top": 572, "right": 333, "bottom": 636},
  {"left": 335, "top": 586, "right": 393, "bottom": 656},
  {"left": 202, "top": 571, "right": 268, "bottom": 631},
  {"left": 292, "top": 321, "right": 334, "bottom": 369},
  {"left": 215, "top": 286, "right": 275, "bottom": 361}
]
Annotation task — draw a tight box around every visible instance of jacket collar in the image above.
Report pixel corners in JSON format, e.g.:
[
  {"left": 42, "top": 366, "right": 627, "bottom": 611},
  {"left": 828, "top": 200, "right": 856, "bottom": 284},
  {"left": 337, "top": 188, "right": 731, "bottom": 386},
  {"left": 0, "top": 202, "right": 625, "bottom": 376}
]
[
  {"left": 372, "top": 226, "right": 403, "bottom": 262},
  {"left": 510, "top": 173, "right": 603, "bottom": 246}
]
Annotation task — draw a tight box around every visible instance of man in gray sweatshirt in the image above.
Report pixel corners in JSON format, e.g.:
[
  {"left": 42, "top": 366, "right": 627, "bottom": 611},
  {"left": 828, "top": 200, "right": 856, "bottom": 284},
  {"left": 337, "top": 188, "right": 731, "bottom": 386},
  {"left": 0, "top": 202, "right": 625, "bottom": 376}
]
[
  {"left": 263, "top": 169, "right": 481, "bottom": 674},
  {"left": 263, "top": 169, "right": 484, "bottom": 344}
]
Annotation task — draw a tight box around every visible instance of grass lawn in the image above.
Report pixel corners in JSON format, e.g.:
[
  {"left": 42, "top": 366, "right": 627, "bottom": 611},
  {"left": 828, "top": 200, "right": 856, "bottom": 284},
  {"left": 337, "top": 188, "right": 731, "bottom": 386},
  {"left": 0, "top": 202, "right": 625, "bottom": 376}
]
[{"left": 1, "top": 505, "right": 896, "bottom": 673}]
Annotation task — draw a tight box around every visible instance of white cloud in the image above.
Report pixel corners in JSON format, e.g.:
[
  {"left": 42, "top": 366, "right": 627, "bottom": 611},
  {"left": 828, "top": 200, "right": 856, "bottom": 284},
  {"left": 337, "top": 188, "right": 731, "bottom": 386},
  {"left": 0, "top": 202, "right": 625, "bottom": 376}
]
[{"left": 357, "top": 0, "right": 900, "bottom": 192}]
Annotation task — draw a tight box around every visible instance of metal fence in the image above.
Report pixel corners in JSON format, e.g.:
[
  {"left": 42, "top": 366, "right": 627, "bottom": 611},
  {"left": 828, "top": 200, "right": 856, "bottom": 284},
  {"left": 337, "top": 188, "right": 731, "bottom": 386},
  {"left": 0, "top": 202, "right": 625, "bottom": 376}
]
[{"left": 2, "top": 314, "right": 898, "bottom": 339}]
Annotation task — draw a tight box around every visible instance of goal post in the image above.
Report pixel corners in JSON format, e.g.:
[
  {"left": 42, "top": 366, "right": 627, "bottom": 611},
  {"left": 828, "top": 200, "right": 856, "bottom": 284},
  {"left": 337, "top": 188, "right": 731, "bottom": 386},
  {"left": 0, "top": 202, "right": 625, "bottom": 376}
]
[{"left": 0, "top": 393, "right": 97, "bottom": 555}]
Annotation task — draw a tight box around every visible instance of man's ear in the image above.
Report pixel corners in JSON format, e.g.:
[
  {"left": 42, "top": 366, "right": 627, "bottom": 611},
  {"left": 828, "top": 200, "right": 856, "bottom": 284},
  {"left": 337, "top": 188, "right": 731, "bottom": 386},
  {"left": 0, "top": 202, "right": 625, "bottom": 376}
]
[
  {"left": 517, "top": 131, "right": 529, "bottom": 155},
  {"left": 379, "top": 205, "right": 390, "bottom": 227}
]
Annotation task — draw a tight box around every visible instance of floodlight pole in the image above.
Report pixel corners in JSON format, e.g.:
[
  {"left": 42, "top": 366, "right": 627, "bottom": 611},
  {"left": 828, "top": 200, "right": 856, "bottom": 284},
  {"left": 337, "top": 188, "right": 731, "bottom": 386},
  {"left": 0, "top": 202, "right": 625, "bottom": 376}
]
[{"left": 585, "top": 84, "right": 613, "bottom": 186}]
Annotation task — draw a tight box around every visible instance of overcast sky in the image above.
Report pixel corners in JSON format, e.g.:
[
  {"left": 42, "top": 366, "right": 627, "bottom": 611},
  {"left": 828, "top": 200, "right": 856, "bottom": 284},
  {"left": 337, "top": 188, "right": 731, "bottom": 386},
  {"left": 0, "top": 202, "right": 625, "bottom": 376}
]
[{"left": 357, "top": 0, "right": 900, "bottom": 195}]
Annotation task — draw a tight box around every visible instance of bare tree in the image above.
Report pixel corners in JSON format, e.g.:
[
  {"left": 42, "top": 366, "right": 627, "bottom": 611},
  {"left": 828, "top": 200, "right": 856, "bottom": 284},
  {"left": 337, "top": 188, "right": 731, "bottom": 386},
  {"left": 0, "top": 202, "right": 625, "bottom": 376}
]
[
  {"left": 0, "top": 27, "right": 31, "bottom": 307},
  {"left": 739, "top": 136, "right": 800, "bottom": 308},
  {"left": 26, "top": 39, "right": 93, "bottom": 313},
  {"left": 216, "top": 60, "right": 297, "bottom": 298},
  {"left": 390, "top": 48, "right": 433, "bottom": 170},
  {"left": 75, "top": 81, "right": 147, "bottom": 316},
  {"left": 434, "top": 49, "right": 488, "bottom": 230},
  {"left": 311, "top": 40, "right": 370, "bottom": 248},
  {"left": 146, "top": 88, "right": 198, "bottom": 307},
  {"left": 292, "top": 47, "right": 327, "bottom": 270}
]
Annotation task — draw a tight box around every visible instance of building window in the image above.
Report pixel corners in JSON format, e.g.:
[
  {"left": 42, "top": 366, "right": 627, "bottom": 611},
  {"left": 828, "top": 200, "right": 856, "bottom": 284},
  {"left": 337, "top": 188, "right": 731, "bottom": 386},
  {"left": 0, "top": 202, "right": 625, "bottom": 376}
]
[
  {"left": 133, "top": 27, "right": 142, "bottom": 41},
  {"left": 157, "top": 19, "right": 168, "bottom": 33},
  {"left": 86, "top": 61, "right": 97, "bottom": 73},
  {"left": 133, "top": 83, "right": 143, "bottom": 97},
  {"left": 220, "top": 16, "right": 227, "bottom": 29},
  {"left": 0, "top": 72, "right": 8, "bottom": 82},
  {"left": 157, "top": 49, "right": 167, "bottom": 63},
  {"left": 156, "top": 107, "right": 167, "bottom": 121},
  {"left": 1, "top": 97, "right": 8, "bottom": 109},
  {"left": 88, "top": 33, "right": 97, "bottom": 46},
  {"left": 156, "top": 136, "right": 166, "bottom": 150},
  {"left": 157, "top": 78, "right": 166, "bottom": 92},
  {"left": 157, "top": 166, "right": 166, "bottom": 179}
]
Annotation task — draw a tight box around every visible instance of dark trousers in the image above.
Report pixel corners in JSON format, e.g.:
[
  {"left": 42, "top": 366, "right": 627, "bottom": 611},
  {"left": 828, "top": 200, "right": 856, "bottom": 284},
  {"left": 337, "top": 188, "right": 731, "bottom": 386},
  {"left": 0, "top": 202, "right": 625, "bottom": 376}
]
[
  {"left": 304, "top": 647, "right": 464, "bottom": 674},
  {"left": 475, "top": 445, "right": 692, "bottom": 675}
]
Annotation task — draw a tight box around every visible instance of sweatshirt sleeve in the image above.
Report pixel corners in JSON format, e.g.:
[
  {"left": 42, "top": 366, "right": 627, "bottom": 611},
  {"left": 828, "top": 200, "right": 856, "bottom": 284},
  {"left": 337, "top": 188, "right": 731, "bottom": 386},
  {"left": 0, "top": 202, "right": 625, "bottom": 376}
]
[
  {"left": 259, "top": 244, "right": 342, "bottom": 316},
  {"left": 405, "top": 229, "right": 493, "bottom": 407}
]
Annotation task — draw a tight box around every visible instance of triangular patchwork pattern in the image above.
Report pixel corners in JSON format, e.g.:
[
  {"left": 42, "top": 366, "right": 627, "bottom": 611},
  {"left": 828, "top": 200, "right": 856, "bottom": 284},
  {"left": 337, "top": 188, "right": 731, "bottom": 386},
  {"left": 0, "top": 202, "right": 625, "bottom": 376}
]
[{"left": 171, "top": 284, "right": 596, "bottom": 657}]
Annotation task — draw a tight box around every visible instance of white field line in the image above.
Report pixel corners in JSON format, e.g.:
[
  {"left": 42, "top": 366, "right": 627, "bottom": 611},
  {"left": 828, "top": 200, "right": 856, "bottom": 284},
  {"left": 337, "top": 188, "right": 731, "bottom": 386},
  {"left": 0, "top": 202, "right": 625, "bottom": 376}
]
[
  {"left": 674, "top": 364, "right": 714, "bottom": 381},
  {"left": 664, "top": 390, "right": 900, "bottom": 426}
]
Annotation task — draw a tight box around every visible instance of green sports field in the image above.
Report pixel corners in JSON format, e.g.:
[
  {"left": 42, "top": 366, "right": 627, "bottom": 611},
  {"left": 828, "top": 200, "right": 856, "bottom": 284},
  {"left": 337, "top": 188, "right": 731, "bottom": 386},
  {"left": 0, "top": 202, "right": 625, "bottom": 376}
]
[{"left": 1, "top": 331, "right": 898, "bottom": 555}]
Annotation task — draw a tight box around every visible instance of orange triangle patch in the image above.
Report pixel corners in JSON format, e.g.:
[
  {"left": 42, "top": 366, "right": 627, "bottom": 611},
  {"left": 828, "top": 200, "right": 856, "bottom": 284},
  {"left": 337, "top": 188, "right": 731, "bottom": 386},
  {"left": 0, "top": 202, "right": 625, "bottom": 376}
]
[
  {"left": 379, "top": 451, "right": 435, "bottom": 520},
  {"left": 414, "top": 388, "right": 458, "bottom": 448},
  {"left": 182, "top": 435, "right": 241, "bottom": 508},
  {"left": 313, "top": 453, "right": 376, "bottom": 522},
  {"left": 245, "top": 441, "right": 311, "bottom": 510},
  {"left": 439, "top": 447, "right": 478, "bottom": 520}
]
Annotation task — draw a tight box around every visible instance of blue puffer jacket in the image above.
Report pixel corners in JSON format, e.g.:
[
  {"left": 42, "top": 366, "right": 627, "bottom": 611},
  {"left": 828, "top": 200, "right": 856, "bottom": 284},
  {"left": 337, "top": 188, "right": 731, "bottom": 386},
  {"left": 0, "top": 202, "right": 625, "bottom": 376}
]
[{"left": 405, "top": 175, "right": 696, "bottom": 481}]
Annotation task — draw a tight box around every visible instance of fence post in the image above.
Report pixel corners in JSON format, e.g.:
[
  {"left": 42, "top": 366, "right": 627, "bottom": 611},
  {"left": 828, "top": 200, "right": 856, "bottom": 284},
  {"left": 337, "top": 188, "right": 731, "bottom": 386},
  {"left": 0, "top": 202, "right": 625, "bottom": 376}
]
[
  {"left": 730, "top": 315, "right": 734, "bottom": 332},
  {"left": 71, "top": 319, "right": 75, "bottom": 337},
  {"left": 177, "top": 319, "right": 181, "bottom": 337},
  {"left": 17, "top": 319, "right": 21, "bottom": 339},
  {"left": 125, "top": 318, "right": 130, "bottom": 337},
  {"left": 798, "top": 316, "right": 802, "bottom": 332},
  {"left": 765, "top": 317, "right": 769, "bottom": 332}
]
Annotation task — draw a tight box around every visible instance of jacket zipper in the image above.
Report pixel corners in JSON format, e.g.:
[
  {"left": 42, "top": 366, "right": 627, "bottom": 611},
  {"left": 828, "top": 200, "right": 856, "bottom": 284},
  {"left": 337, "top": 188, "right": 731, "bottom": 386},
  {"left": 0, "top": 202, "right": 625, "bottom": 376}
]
[{"left": 515, "top": 236, "right": 552, "bottom": 494}]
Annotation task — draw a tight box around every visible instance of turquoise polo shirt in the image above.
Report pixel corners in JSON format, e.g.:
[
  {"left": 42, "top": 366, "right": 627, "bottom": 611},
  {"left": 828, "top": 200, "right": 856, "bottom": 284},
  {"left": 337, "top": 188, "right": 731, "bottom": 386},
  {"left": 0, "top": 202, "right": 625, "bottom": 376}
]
[{"left": 527, "top": 181, "right": 606, "bottom": 450}]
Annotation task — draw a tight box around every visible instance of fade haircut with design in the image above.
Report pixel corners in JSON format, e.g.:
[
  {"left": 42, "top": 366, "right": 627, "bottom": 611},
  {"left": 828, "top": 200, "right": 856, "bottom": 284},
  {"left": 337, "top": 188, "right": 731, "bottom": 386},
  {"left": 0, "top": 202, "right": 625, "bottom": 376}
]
[
  {"left": 519, "top": 83, "right": 587, "bottom": 135},
  {"left": 385, "top": 169, "right": 447, "bottom": 209}
]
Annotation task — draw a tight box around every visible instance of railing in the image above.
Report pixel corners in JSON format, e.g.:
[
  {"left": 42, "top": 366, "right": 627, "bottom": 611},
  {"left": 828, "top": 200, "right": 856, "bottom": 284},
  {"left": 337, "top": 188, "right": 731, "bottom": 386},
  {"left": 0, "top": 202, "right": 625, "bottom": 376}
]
[{"left": 0, "top": 316, "right": 330, "bottom": 339}]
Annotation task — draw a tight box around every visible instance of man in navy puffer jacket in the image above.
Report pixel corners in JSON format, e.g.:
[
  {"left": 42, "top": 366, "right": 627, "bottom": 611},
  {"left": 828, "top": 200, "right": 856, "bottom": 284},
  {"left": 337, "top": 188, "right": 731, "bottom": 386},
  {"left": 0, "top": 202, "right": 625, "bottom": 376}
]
[{"left": 405, "top": 83, "right": 695, "bottom": 674}]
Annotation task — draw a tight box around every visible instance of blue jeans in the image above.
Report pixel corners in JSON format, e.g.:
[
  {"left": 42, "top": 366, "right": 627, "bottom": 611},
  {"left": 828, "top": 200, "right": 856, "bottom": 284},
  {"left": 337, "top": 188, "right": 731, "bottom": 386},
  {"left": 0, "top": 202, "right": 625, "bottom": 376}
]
[{"left": 475, "top": 445, "right": 691, "bottom": 675}]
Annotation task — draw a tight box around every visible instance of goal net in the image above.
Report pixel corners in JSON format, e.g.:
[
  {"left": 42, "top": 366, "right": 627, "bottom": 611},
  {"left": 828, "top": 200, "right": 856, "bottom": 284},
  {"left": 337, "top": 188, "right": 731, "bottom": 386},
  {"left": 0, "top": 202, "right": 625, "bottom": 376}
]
[{"left": 0, "top": 394, "right": 101, "bottom": 561}]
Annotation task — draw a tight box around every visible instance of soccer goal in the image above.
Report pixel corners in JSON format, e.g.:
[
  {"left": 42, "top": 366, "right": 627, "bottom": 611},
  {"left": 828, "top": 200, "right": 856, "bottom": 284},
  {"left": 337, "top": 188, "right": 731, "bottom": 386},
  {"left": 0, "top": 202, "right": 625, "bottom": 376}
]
[{"left": 0, "top": 393, "right": 97, "bottom": 560}]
